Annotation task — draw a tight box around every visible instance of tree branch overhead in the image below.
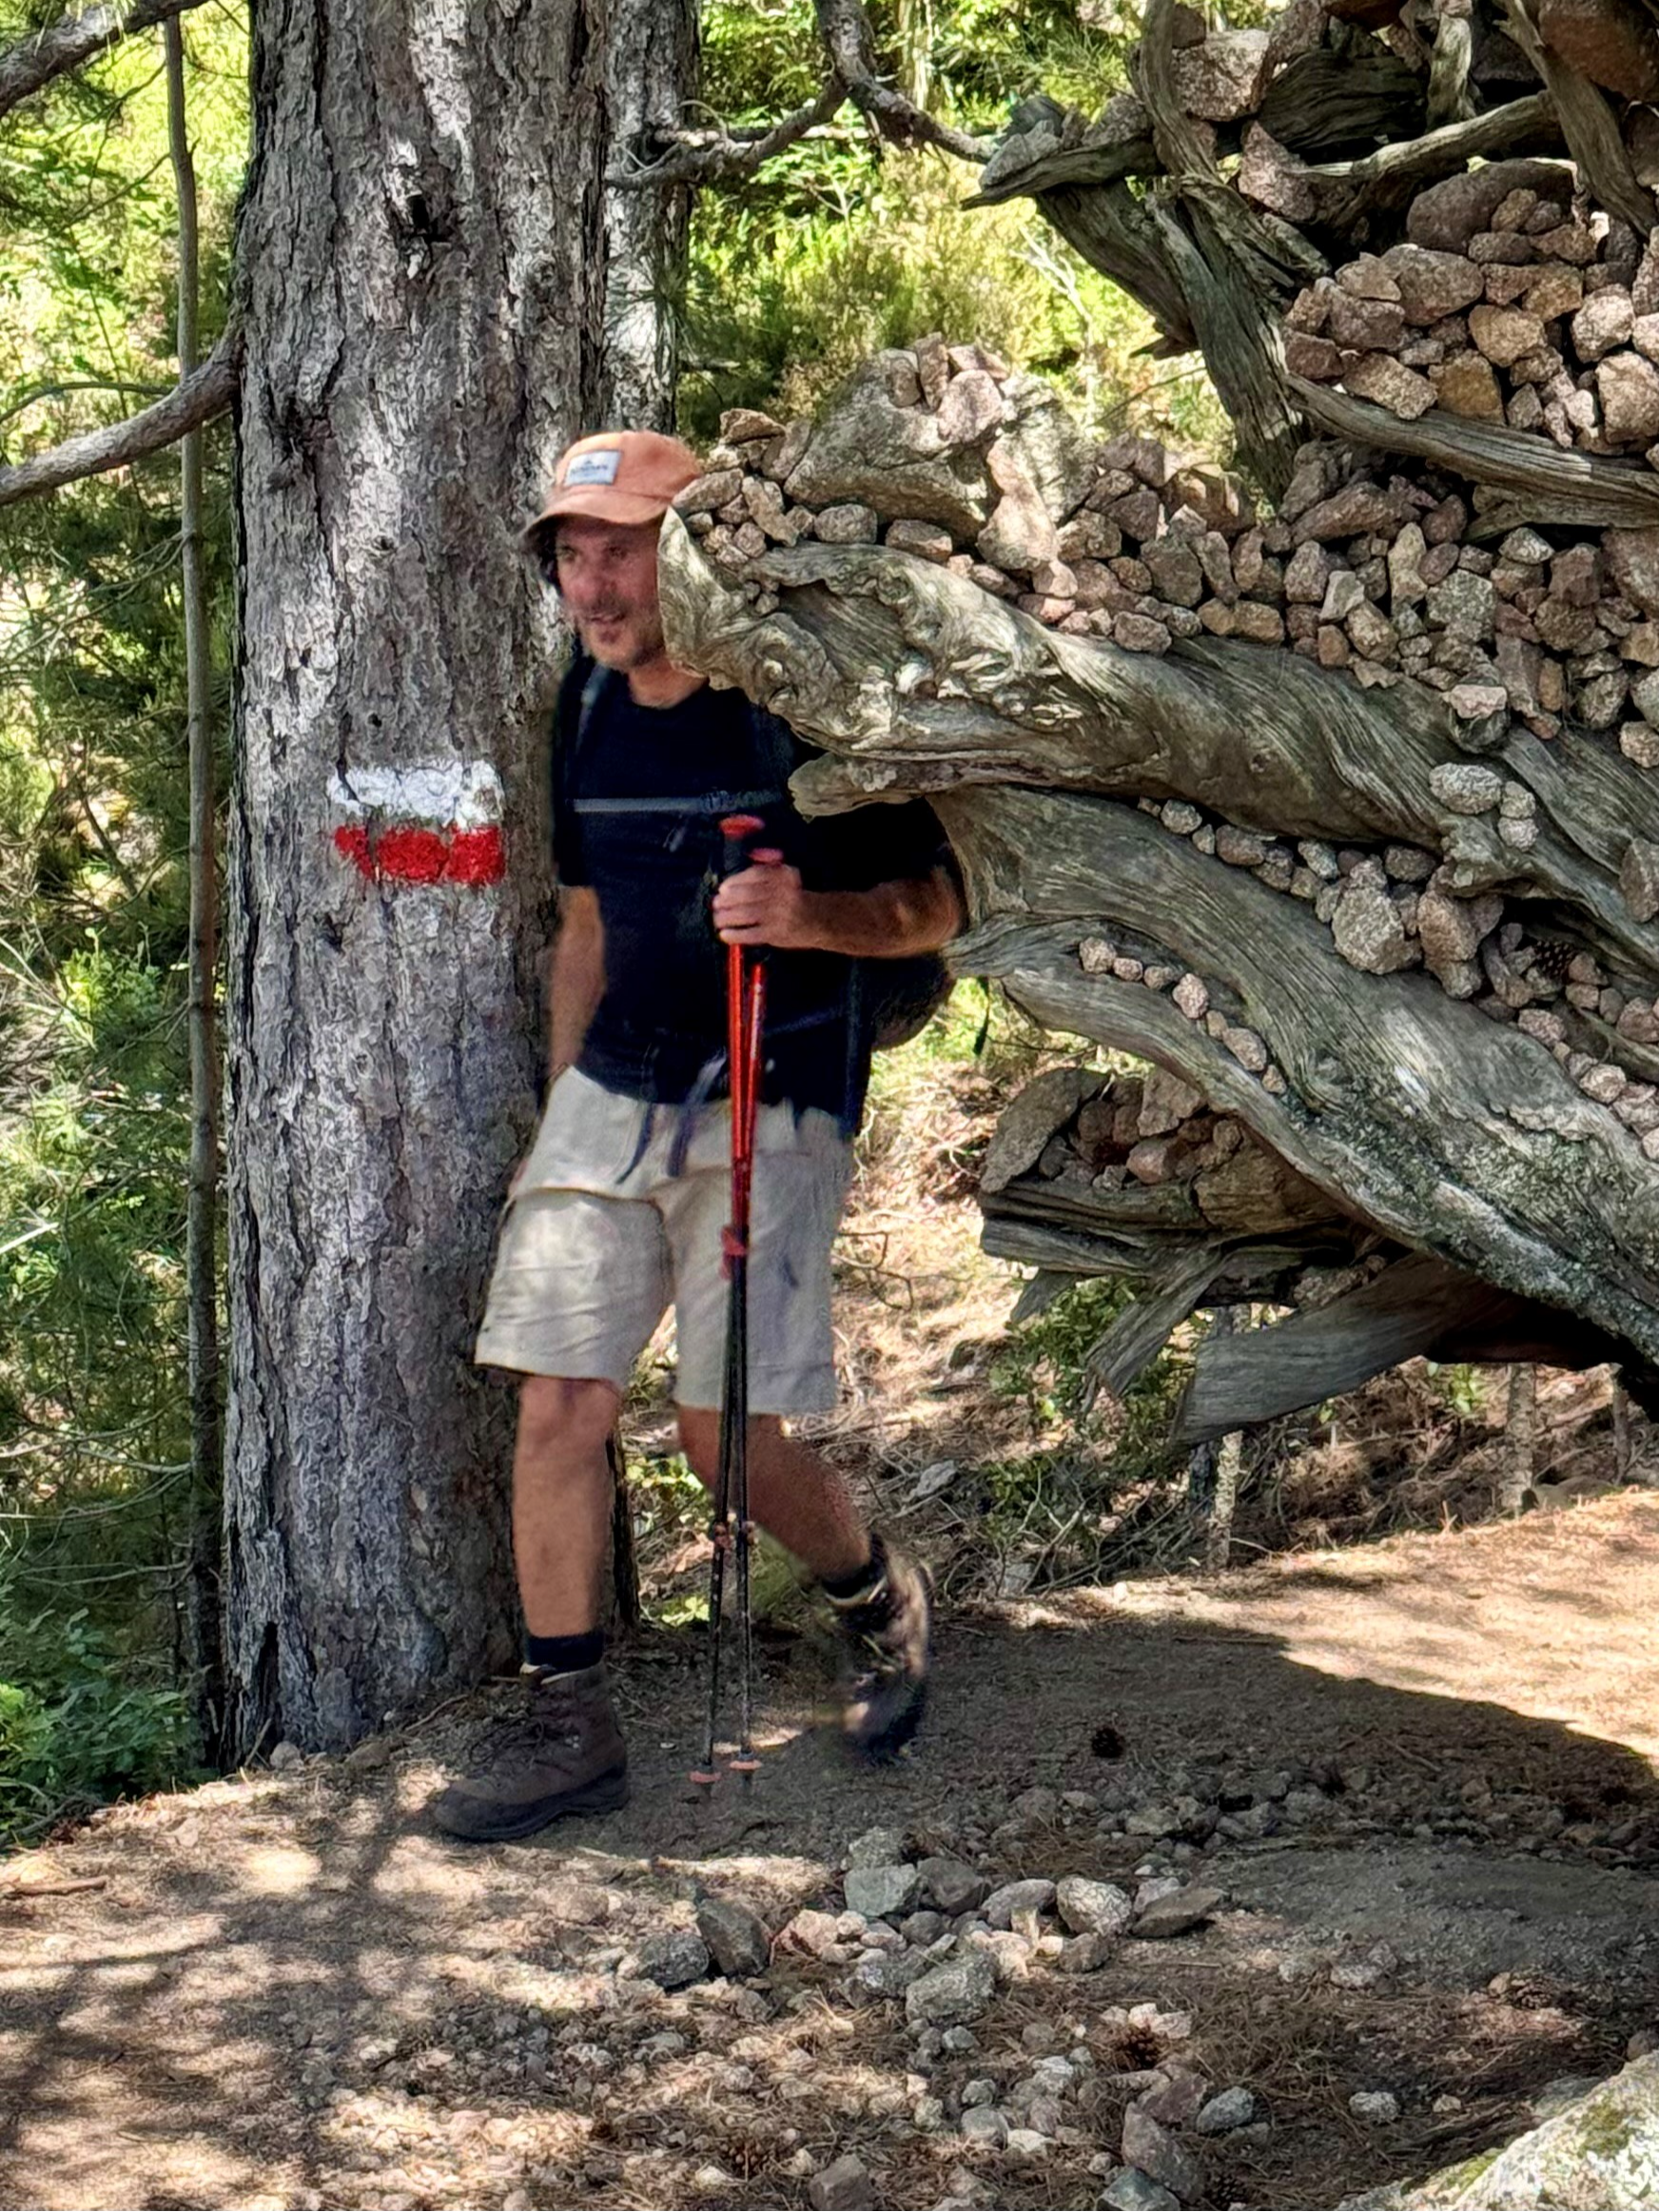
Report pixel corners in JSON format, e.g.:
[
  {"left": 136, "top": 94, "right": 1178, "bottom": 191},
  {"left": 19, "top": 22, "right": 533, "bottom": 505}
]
[
  {"left": 610, "top": 80, "right": 847, "bottom": 189},
  {"left": 0, "top": 332, "right": 240, "bottom": 510},
  {"left": 0, "top": 0, "right": 210, "bottom": 125},
  {"left": 611, "top": 0, "right": 991, "bottom": 189}
]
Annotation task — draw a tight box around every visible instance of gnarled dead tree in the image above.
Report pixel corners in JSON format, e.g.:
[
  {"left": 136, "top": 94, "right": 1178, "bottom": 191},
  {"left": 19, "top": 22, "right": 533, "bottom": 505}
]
[{"left": 656, "top": 0, "right": 1659, "bottom": 1442}]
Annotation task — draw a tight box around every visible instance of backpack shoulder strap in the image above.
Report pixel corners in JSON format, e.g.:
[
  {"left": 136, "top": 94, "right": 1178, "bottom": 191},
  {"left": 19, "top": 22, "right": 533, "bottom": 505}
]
[
  {"left": 570, "top": 657, "right": 612, "bottom": 766},
  {"left": 744, "top": 698, "right": 810, "bottom": 797},
  {"left": 551, "top": 653, "right": 612, "bottom": 821}
]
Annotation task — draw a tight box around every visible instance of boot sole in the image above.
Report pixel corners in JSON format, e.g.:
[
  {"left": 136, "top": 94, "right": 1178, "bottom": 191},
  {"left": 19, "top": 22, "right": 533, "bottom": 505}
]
[
  {"left": 846, "top": 1680, "right": 928, "bottom": 1764},
  {"left": 432, "top": 1766, "right": 630, "bottom": 1843},
  {"left": 843, "top": 1556, "right": 932, "bottom": 1762}
]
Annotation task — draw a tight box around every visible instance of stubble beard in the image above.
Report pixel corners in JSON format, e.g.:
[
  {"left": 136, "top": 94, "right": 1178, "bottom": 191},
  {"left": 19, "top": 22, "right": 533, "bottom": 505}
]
[{"left": 580, "top": 607, "right": 668, "bottom": 675}]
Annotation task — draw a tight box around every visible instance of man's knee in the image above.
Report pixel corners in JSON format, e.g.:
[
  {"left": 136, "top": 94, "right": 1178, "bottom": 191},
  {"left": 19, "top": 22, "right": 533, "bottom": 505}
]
[
  {"left": 676, "top": 1406, "right": 781, "bottom": 1486},
  {"left": 517, "top": 1374, "right": 619, "bottom": 1462}
]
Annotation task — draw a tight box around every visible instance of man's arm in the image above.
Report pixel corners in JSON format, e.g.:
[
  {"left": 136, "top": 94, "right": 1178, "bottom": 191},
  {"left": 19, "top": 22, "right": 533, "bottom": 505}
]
[
  {"left": 546, "top": 885, "right": 606, "bottom": 1082},
  {"left": 712, "top": 862, "right": 964, "bottom": 956}
]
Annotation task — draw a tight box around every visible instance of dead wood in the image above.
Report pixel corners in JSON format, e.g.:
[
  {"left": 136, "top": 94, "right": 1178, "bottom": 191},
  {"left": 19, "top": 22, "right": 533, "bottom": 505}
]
[
  {"left": 1176, "top": 1251, "right": 1636, "bottom": 1443},
  {"left": 1292, "top": 375, "right": 1659, "bottom": 532},
  {"left": 654, "top": 0, "right": 1659, "bottom": 1441}
]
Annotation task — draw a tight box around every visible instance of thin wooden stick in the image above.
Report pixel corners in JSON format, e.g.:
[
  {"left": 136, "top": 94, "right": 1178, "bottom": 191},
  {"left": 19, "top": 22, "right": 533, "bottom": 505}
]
[
  {"left": 1502, "top": 1364, "right": 1537, "bottom": 1516},
  {"left": 166, "top": 13, "right": 226, "bottom": 1759}
]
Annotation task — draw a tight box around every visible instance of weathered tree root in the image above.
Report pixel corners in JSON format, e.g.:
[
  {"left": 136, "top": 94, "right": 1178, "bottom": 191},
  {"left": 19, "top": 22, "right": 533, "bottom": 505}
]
[
  {"left": 660, "top": 0, "right": 1659, "bottom": 1439},
  {"left": 662, "top": 521, "right": 1659, "bottom": 976},
  {"left": 659, "top": 514, "right": 1659, "bottom": 1414}
]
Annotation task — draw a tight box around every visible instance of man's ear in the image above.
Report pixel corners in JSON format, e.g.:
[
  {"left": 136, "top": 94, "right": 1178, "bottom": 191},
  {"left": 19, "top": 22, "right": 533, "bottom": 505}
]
[{"left": 525, "top": 518, "right": 559, "bottom": 586}]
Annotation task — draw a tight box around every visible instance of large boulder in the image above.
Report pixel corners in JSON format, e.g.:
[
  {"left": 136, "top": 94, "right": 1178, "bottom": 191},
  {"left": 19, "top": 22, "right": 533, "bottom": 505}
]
[
  {"left": 1405, "top": 161, "right": 1578, "bottom": 252},
  {"left": 1344, "top": 2058, "right": 1659, "bottom": 2207},
  {"left": 996, "top": 373, "right": 1102, "bottom": 520},
  {"left": 1536, "top": 0, "right": 1659, "bottom": 100}
]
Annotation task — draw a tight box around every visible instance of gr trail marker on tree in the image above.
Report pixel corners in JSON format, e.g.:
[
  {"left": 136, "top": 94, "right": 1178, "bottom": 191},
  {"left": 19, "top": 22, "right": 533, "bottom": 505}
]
[
  {"left": 0, "top": 0, "right": 695, "bottom": 1753},
  {"left": 328, "top": 763, "right": 507, "bottom": 888}
]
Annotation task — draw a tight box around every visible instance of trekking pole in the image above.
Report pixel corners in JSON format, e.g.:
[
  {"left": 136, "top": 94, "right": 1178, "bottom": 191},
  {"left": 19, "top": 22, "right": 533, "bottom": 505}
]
[
  {"left": 729, "top": 900, "right": 768, "bottom": 1792},
  {"left": 692, "top": 813, "right": 770, "bottom": 1796}
]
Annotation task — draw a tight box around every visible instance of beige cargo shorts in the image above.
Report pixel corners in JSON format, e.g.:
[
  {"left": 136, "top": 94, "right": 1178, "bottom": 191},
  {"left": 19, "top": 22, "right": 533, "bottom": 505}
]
[{"left": 475, "top": 1068, "right": 853, "bottom": 1413}]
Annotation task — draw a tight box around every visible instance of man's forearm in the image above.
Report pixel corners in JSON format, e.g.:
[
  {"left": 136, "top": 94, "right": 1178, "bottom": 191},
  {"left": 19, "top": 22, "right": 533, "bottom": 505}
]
[
  {"left": 546, "top": 892, "right": 606, "bottom": 1079},
  {"left": 794, "top": 869, "right": 965, "bottom": 959}
]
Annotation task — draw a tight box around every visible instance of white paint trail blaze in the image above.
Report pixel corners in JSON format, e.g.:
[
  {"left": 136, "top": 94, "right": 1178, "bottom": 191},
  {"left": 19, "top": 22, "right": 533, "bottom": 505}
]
[{"left": 327, "top": 760, "right": 505, "bottom": 886}]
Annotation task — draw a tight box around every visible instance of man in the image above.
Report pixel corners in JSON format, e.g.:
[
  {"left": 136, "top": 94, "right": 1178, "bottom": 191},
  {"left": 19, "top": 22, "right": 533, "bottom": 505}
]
[{"left": 432, "top": 429, "right": 965, "bottom": 1842}]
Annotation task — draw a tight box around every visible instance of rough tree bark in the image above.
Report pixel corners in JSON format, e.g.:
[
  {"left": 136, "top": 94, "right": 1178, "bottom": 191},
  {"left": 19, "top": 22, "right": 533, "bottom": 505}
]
[{"left": 224, "top": 0, "right": 693, "bottom": 1752}]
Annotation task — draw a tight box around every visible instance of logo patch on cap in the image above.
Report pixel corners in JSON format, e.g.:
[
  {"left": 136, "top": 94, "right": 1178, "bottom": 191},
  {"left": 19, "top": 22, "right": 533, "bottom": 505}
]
[{"left": 563, "top": 447, "right": 623, "bottom": 486}]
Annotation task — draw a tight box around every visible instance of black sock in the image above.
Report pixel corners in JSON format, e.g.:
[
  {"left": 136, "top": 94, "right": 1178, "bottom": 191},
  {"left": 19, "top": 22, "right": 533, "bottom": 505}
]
[
  {"left": 823, "top": 1537, "right": 886, "bottom": 1604},
  {"left": 524, "top": 1628, "right": 604, "bottom": 1674}
]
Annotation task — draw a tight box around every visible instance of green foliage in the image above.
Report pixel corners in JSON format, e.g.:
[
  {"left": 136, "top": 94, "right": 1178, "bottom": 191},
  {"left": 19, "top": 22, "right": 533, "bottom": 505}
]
[
  {"left": 966, "top": 1275, "right": 1193, "bottom": 1591},
  {"left": 988, "top": 1273, "right": 1192, "bottom": 1484},
  {"left": 683, "top": 0, "right": 1227, "bottom": 454},
  {"left": 624, "top": 1448, "right": 804, "bottom": 1629},
  {"left": 988, "top": 1273, "right": 1138, "bottom": 1423},
  {"left": 0, "top": 1555, "right": 198, "bottom": 1843},
  {"left": 1, "top": 11, "right": 244, "bottom": 1783},
  {"left": 1424, "top": 1360, "right": 1488, "bottom": 1419}
]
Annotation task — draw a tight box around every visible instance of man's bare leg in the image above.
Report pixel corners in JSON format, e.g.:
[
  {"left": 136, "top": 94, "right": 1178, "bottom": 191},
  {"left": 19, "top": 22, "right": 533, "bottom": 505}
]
[
  {"left": 431, "top": 1372, "right": 629, "bottom": 1840},
  {"left": 674, "top": 1408, "right": 868, "bottom": 1580},
  {"left": 512, "top": 1374, "right": 620, "bottom": 1635},
  {"left": 676, "top": 1407, "right": 932, "bottom": 1757}
]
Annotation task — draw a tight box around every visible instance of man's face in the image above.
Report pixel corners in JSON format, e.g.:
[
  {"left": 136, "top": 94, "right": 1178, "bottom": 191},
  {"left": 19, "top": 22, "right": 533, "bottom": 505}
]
[{"left": 552, "top": 516, "right": 665, "bottom": 673}]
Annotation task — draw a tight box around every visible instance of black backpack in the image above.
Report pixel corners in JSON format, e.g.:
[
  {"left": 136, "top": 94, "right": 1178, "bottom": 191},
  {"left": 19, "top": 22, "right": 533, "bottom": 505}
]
[{"left": 559, "top": 661, "right": 952, "bottom": 1054}]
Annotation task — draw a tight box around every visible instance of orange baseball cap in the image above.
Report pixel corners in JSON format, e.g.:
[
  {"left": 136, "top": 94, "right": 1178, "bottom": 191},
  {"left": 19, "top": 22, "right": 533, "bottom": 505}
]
[{"left": 523, "top": 429, "right": 703, "bottom": 553}]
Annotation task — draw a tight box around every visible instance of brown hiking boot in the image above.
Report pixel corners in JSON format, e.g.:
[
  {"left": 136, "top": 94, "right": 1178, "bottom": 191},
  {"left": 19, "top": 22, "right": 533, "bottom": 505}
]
[
  {"left": 828, "top": 1536, "right": 932, "bottom": 1761},
  {"left": 430, "top": 1661, "right": 628, "bottom": 1841}
]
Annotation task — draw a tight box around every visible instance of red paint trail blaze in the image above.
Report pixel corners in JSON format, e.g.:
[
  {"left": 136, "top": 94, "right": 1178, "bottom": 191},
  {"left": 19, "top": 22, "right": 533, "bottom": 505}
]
[
  {"left": 332, "top": 823, "right": 506, "bottom": 887},
  {"left": 442, "top": 825, "right": 505, "bottom": 886},
  {"left": 375, "top": 826, "right": 448, "bottom": 883}
]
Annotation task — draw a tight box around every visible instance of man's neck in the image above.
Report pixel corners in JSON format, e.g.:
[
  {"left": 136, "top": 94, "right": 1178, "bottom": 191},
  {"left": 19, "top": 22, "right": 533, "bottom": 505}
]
[{"left": 627, "top": 654, "right": 706, "bottom": 710}]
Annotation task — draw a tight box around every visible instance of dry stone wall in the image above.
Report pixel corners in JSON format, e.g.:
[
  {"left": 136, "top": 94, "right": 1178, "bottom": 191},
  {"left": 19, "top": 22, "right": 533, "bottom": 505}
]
[
  {"left": 674, "top": 303, "right": 1659, "bottom": 1158},
  {"left": 651, "top": 0, "right": 1659, "bottom": 1411}
]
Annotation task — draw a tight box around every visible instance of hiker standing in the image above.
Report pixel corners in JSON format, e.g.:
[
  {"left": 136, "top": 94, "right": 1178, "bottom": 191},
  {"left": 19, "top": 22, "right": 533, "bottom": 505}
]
[{"left": 432, "top": 430, "right": 965, "bottom": 1842}]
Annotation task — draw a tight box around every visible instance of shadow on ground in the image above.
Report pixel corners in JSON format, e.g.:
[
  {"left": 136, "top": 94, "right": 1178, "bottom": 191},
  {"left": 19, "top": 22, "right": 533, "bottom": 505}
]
[{"left": 3, "top": 1497, "right": 1658, "bottom": 2212}]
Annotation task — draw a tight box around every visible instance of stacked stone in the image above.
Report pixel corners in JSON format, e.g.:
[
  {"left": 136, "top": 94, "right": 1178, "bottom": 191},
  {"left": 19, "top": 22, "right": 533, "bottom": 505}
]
[
  {"left": 675, "top": 303, "right": 1659, "bottom": 770},
  {"left": 988, "top": 1068, "right": 1390, "bottom": 1317},
  {"left": 671, "top": 314, "right": 1659, "bottom": 1128},
  {"left": 1285, "top": 174, "right": 1659, "bottom": 464},
  {"left": 1281, "top": 172, "right": 1659, "bottom": 762},
  {"left": 1021, "top": 1065, "right": 1265, "bottom": 1198},
  {"left": 1120, "top": 793, "right": 1659, "bottom": 1149},
  {"left": 675, "top": 349, "right": 1264, "bottom": 659}
]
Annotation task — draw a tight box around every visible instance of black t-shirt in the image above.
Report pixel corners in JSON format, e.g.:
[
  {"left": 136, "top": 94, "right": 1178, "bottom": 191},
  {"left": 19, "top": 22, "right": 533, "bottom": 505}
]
[{"left": 552, "top": 661, "right": 949, "bottom": 1124}]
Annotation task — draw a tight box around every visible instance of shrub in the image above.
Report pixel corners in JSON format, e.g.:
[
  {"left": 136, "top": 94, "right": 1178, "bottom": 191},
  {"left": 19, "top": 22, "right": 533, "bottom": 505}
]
[{"left": 0, "top": 1559, "right": 198, "bottom": 1844}]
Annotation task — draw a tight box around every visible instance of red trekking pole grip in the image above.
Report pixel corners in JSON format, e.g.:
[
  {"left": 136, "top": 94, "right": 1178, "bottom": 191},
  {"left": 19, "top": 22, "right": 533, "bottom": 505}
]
[{"left": 719, "top": 812, "right": 766, "bottom": 878}]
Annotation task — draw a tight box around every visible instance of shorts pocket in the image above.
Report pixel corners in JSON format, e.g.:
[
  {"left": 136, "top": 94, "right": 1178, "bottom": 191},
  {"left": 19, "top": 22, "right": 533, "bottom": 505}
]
[{"left": 515, "top": 1070, "right": 651, "bottom": 1194}]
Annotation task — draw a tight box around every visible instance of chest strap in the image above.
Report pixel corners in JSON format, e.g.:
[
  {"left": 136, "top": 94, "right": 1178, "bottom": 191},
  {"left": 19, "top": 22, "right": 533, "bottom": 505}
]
[{"left": 570, "top": 788, "right": 782, "bottom": 817}]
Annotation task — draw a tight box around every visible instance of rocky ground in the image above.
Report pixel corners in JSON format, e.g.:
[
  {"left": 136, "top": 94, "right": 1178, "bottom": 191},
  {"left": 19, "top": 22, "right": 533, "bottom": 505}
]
[{"left": 3, "top": 1494, "right": 1657, "bottom": 2211}]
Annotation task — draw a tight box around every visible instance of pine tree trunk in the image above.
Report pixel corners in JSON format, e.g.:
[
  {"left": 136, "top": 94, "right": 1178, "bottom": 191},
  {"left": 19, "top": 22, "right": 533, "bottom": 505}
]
[{"left": 224, "top": 0, "right": 693, "bottom": 1752}]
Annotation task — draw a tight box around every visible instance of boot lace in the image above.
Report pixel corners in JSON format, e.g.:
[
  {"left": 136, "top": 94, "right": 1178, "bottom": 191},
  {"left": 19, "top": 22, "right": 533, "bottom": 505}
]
[{"left": 467, "top": 1683, "right": 586, "bottom": 1771}]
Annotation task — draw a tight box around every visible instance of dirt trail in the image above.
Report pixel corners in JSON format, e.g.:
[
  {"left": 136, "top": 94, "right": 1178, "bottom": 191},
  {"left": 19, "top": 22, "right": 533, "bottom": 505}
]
[{"left": 3, "top": 1495, "right": 1657, "bottom": 2212}]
